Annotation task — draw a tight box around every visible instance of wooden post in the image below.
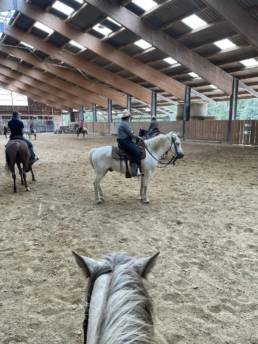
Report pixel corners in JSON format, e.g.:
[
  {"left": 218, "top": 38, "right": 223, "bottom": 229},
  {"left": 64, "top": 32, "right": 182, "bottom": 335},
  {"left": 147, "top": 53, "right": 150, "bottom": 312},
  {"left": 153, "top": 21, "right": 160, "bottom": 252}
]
[
  {"left": 108, "top": 99, "right": 112, "bottom": 123},
  {"left": 182, "top": 86, "right": 191, "bottom": 140},
  {"left": 127, "top": 95, "right": 132, "bottom": 113},
  {"left": 227, "top": 77, "right": 239, "bottom": 144},
  {"left": 151, "top": 90, "right": 157, "bottom": 117}
]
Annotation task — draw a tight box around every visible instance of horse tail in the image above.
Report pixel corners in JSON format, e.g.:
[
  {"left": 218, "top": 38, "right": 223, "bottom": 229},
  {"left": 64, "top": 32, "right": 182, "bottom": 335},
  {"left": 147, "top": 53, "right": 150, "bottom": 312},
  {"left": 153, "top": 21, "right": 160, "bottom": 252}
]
[
  {"left": 89, "top": 149, "right": 95, "bottom": 169},
  {"left": 5, "top": 151, "right": 11, "bottom": 174}
]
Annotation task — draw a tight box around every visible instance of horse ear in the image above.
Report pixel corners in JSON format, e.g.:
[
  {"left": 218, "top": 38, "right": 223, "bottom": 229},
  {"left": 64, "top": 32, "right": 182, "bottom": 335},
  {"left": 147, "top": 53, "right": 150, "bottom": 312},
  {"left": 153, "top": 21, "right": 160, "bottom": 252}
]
[
  {"left": 135, "top": 252, "right": 160, "bottom": 278},
  {"left": 72, "top": 251, "right": 98, "bottom": 278}
]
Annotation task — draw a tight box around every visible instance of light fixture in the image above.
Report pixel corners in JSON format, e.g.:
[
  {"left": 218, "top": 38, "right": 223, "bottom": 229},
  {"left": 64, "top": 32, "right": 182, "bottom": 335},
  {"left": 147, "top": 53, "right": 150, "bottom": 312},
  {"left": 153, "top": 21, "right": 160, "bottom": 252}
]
[
  {"left": 188, "top": 72, "right": 200, "bottom": 78},
  {"left": 240, "top": 58, "right": 258, "bottom": 68},
  {"left": 52, "top": 1, "right": 74, "bottom": 15},
  {"left": 182, "top": 14, "right": 207, "bottom": 30},
  {"left": 131, "top": 0, "right": 157, "bottom": 11},
  {"left": 33, "top": 21, "right": 54, "bottom": 35},
  {"left": 214, "top": 39, "right": 237, "bottom": 51},
  {"left": 134, "top": 39, "right": 152, "bottom": 50},
  {"left": 20, "top": 41, "right": 34, "bottom": 50},
  {"left": 163, "top": 57, "right": 178, "bottom": 65},
  {"left": 93, "top": 23, "right": 112, "bottom": 36},
  {"left": 210, "top": 85, "right": 217, "bottom": 89},
  {"left": 69, "top": 40, "right": 85, "bottom": 51}
]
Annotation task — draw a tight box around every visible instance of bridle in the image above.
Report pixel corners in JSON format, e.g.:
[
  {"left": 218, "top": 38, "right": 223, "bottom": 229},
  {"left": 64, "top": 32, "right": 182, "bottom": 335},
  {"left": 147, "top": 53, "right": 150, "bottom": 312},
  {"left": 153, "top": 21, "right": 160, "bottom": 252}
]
[
  {"left": 83, "top": 268, "right": 112, "bottom": 344},
  {"left": 142, "top": 135, "right": 181, "bottom": 168}
]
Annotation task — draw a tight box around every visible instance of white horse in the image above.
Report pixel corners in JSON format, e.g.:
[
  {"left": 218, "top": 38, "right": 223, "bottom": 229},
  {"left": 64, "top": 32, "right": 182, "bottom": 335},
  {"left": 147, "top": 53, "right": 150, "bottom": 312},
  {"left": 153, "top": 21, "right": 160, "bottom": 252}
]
[
  {"left": 89, "top": 132, "right": 184, "bottom": 204},
  {"left": 73, "top": 251, "right": 159, "bottom": 344}
]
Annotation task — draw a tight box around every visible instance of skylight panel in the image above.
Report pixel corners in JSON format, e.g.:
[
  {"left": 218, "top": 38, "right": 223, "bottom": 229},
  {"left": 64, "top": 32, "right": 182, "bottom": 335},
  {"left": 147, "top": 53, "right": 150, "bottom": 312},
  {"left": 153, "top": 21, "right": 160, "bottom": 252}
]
[
  {"left": 163, "top": 57, "right": 177, "bottom": 65},
  {"left": 188, "top": 72, "right": 200, "bottom": 78},
  {"left": 182, "top": 14, "right": 207, "bottom": 30},
  {"left": 107, "top": 17, "right": 121, "bottom": 27},
  {"left": 93, "top": 24, "right": 112, "bottom": 36},
  {"left": 20, "top": 41, "right": 34, "bottom": 50},
  {"left": 134, "top": 39, "right": 152, "bottom": 50},
  {"left": 240, "top": 58, "right": 258, "bottom": 68},
  {"left": 214, "top": 39, "right": 237, "bottom": 50},
  {"left": 131, "top": 0, "right": 157, "bottom": 11},
  {"left": 52, "top": 1, "right": 74, "bottom": 16},
  {"left": 34, "top": 21, "right": 54, "bottom": 35},
  {"left": 69, "top": 40, "right": 86, "bottom": 51}
]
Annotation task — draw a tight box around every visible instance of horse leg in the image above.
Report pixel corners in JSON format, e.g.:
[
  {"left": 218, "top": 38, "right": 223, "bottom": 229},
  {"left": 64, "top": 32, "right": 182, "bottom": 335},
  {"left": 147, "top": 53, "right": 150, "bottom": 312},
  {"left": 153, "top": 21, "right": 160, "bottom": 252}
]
[
  {"left": 139, "top": 175, "right": 144, "bottom": 200},
  {"left": 17, "top": 163, "right": 24, "bottom": 185},
  {"left": 31, "top": 167, "right": 36, "bottom": 181},
  {"left": 22, "top": 168, "right": 30, "bottom": 191},
  {"left": 94, "top": 171, "right": 107, "bottom": 204},
  {"left": 142, "top": 172, "right": 151, "bottom": 204},
  {"left": 10, "top": 166, "right": 17, "bottom": 193}
]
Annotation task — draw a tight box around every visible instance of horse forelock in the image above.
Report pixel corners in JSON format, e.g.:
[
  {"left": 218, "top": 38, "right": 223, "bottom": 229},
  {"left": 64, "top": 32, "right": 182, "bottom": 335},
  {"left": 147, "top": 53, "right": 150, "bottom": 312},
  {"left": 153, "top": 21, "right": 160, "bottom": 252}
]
[{"left": 91, "top": 253, "right": 154, "bottom": 344}]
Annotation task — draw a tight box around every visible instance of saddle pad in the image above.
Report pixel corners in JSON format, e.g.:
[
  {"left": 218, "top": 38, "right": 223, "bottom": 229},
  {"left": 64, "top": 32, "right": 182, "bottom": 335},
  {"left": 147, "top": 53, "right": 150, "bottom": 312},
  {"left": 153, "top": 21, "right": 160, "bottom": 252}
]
[{"left": 112, "top": 145, "right": 146, "bottom": 160}]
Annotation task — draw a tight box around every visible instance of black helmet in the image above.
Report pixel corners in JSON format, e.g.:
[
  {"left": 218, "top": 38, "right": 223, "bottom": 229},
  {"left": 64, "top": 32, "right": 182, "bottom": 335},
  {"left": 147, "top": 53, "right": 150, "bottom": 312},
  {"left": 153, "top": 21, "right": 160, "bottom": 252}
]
[{"left": 12, "top": 111, "right": 19, "bottom": 118}]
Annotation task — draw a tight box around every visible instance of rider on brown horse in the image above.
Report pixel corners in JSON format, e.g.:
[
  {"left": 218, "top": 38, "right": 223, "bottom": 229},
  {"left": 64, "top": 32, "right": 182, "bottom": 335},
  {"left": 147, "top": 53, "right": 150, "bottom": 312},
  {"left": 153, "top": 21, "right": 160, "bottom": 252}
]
[{"left": 8, "top": 112, "right": 38, "bottom": 164}]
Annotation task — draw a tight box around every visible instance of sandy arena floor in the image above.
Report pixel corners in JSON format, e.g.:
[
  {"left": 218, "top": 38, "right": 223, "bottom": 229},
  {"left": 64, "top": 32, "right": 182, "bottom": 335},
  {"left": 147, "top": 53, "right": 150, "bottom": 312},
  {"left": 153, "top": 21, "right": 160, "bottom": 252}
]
[{"left": 0, "top": 133, "right": 258, "bottom": 344}]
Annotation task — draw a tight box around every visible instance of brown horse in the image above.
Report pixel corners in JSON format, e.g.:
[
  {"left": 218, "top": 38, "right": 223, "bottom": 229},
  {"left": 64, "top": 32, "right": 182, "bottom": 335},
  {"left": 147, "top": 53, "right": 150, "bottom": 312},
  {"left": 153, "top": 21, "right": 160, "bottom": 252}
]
[{"left": 5, "top": 140, "right": 35, "bottom": 193}]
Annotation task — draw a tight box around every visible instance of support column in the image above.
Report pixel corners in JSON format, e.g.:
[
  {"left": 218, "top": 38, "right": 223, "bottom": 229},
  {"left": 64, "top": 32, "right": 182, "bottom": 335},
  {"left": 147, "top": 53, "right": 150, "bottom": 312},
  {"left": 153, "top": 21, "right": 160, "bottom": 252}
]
[
  {"left": 182, "top": 86, "right": 191, "bottom": 140},
  {"left": 127, "top": 95, "right": 132, "bottom": 113},
  {"left": 227, "top": 77, "right": 239, "bottom": 144},
  {"left": 108, "top": 99, "right": 113, "bottom": 123},
  {"left": 151, "top": 90, "right": 157, "bottom": 118},
  {"left": 69, "top": 108, "right": 75, "bottom": 122},
  {"left": 79, "top": 105, "right": 84, "bottom": 124},
  {"left": 92, "top": 103, "right": 97, "bottom": 122}
]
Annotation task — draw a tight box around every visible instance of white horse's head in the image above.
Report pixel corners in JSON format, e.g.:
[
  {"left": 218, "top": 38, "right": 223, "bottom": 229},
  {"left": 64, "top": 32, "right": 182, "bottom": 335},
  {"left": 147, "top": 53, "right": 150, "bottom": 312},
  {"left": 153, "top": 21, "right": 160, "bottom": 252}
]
[
  {"left": 170, "top": 132, "right": 184, "bottom": 160},
  {"left": 73, "top": 251, "right": 159, "bottom": 344}
]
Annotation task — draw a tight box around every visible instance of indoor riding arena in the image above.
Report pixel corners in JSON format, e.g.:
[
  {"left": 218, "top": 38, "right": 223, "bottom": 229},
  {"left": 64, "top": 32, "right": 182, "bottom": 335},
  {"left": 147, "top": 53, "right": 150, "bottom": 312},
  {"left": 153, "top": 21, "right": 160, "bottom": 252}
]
[{"left": 0, "top": 1, "right": 258, "bottom": 344}]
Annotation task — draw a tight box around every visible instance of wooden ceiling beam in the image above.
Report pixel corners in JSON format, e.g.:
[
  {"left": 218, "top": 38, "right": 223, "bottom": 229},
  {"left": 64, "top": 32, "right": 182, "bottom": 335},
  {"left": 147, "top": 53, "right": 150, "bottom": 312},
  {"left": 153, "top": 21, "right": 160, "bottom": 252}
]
[
  {"left": 0, "top": 46, "right": 127, "bottom": 107},
  {"left": 16, "top": 1, "right": 186, "bottom": 100},
  {"left": 0, "top": 76, "right": 66, "bottom": 110},
  {"left": 4, "top": 26, "right": 152, "bottom": 105},
  {"left": 84, "top": 0, "right": 234, "bottom": 95},
  {"left": 0, "top": 55, "right": 105, "bottom": 107},
  {"left": 202, "top": 0, "right": 258, "bottom": 50},
  {"left": 0, "top": 66, "right": 82, "bottom": 108}
]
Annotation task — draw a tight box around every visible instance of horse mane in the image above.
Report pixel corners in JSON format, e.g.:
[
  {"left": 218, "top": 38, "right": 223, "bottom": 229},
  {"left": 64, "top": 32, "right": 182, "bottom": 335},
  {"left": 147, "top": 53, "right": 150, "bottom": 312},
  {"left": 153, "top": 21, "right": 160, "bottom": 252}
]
[
  {"left": 144, "top": 133, "right": 171, "bottom": 152},
  {"left": 93, "top": 253, "right": 154, "bottom": 344}
]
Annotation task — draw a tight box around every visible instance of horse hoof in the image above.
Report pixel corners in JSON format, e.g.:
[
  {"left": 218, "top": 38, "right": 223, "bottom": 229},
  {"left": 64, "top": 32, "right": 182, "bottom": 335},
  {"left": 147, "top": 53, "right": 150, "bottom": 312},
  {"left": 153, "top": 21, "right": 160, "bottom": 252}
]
[
  {"left": 142, "top": 199, "right": 150, "bottom": 204},
  {"left": 96, "top": 199, "right": 103, "bottom": 205},
  {"left": 26, "top": 187, "right": 30, "bottom": 192}
]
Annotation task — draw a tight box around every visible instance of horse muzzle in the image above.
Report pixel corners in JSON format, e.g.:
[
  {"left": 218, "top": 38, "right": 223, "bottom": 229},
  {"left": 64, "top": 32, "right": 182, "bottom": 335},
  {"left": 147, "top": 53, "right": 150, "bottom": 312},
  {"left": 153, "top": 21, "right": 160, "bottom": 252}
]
[{"left": 176, "top": 152, "right": 184, "bottom": 159}]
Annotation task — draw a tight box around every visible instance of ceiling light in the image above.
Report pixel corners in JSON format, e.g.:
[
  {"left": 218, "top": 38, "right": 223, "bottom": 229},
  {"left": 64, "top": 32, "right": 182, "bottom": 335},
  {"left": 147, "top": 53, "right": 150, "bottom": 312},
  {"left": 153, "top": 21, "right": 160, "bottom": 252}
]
[
  {"left": 131, "top": 0, "right": 157, "bottom": 11},
  {"left": 188, "top": 72, "right": 200, "bottom": 78},
  {"left": 34, "top": 21, "right": 54, "bottom": 35},
  {"left": 20, "top": 41, "right": 34, "bottom": 49},
  {"left": 107, "top": 17, "right": 121, "bottom": 27},
  {"left": 93, "top": 23, "right": 112, "bottom": 36},
  {"left": 210, "top": 85, "right": 217, "bottom": 89},
  {"left": 69, "top": 40, "right": 86, "bottom": 50},
  {"left": 52, "top": 1, "right": 74, "bottom": 15},
  {"left": 240, "top": 58, "right": 258, "bottom": 68},
  {"left": 163, "top": 57, "right": 177, "bottom": 65},
  {"left": 73, "top": 0, "right": 84, "bottom": 3},
  {"left": 182, "top": 14, "right": 207, "bottom": 30},
  {"left": 134, "top": 39, "right": 152, "bottom": 50},
  {"left": 214, "top": 39, "right": 237, "bottom": 50}
]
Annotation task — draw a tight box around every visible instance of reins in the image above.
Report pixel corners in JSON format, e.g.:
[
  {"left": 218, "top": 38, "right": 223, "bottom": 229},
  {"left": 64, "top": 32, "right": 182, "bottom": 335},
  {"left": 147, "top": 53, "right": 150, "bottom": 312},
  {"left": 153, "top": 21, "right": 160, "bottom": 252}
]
[
  {"left": 83, "top": 268, "right": 112, "bottom": 344},
  {"left": 142, "top": 135, "right": 179, "bottom": 168}
]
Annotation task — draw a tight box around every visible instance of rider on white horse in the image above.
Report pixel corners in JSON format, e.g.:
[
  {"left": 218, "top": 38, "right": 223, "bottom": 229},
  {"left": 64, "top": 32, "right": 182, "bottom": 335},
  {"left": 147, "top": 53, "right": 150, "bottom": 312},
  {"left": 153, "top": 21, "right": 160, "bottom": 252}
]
[{"left": 117, "top": 111, "right": 141, "bottom": 177}]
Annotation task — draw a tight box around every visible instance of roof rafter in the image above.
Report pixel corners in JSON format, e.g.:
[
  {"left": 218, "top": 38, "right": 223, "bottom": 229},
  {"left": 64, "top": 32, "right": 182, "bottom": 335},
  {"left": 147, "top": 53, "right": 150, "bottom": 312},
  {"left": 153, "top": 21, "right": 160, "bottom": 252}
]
[
  {"left": 84, "top": 0, "right": 233, "bottom": 95},
  {"left": 16, "top": 1, "right": 186, "bottom": 100},
  {"left": 3, "top": 26, "right": 153, "bottom": 104}
]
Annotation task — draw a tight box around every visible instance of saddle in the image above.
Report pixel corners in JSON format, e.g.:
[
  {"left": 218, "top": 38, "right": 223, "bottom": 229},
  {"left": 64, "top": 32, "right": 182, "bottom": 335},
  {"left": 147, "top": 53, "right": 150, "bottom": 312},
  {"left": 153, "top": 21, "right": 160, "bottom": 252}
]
[{"left": 112, "top": 143, "right": 146, "bottom": 178}]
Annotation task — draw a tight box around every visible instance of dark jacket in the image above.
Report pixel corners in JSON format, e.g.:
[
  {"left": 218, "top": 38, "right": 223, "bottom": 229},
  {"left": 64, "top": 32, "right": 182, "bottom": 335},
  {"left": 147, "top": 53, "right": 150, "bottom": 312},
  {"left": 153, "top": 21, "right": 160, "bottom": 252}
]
[{"left": 8, "top": 118, "right": 24, "bottom": 139}]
